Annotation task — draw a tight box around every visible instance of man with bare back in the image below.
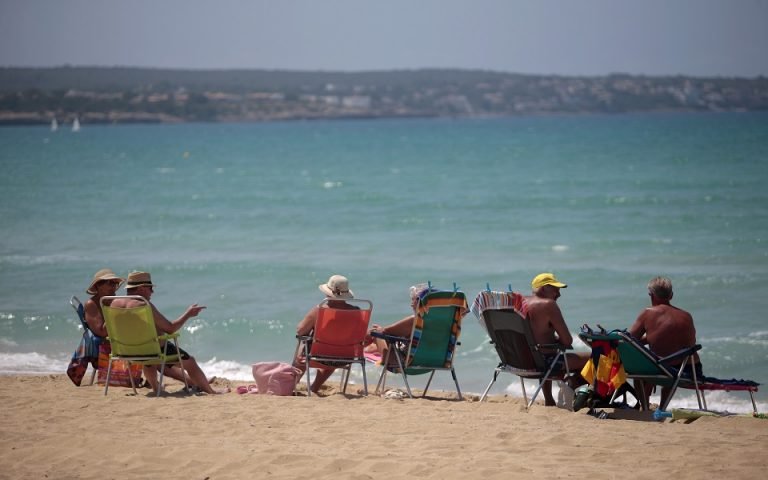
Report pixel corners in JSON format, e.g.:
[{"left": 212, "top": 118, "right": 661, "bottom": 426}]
[
  {"left": 525, "top": 272, "right": 589, "bottom": 407},
  {"left": 629, "top": 276, "right": 701, "bottom": 408}
]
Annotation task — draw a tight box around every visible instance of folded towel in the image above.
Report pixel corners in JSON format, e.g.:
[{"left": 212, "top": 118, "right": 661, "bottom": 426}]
[{"left": 471, "top": 291, "right": 528, "bottom": 330}]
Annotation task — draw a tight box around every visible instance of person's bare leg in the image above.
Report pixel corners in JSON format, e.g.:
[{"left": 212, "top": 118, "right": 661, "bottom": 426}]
[
  {"left": 542, "top": 379, "right": 556, "bottom": 406},
  {"left": 310, "top": 367, "right": 335, "bottom": 393},
  {"left": 158, "top": 365, "right": 190, "bottom": 385},
  {"left": 182, "top": 357, "right": 229, "bottom": 394},
  {"left": 142, "top": 365, "right": 160, "bottom": 394}
]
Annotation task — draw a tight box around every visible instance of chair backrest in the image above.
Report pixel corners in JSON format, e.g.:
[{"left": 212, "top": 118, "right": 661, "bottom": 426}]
[
  {"left": 100, "top": 295, "right": 162, "bottom": 357},
  {"left": 481, "top": 308, "right": 546, "bottom": 372},
  {"left": 69, "top": 296, "right": 89, "bottom": 331},
  {"left": 613, "top": 331, "right": 676, "bottom": 378},
  {"left": 405, "top": 290, "right": 467, "bottom": 371},
  {"left": 309, "top": 298, "right": 373, "bottom": 360}
]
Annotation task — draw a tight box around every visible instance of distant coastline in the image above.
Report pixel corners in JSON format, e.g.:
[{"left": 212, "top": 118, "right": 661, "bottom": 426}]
[{"left": 1, "top": 66, "right": 766, "bottom": 125}]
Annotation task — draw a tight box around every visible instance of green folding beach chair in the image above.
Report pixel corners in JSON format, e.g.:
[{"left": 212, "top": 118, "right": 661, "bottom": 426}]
[
  {"left": 372, "top": 289, "right": 467, "bottom": 399},
  {"left": 100, "top": 295, "right": 189, "bottom": 397},
  {"left": 612, "top": 330, "right": 759, "bottom": 413}
]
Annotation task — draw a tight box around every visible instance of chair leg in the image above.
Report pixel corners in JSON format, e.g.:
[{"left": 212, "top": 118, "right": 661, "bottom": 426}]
[
  {"left": 127, "top": 361, "right": 138, "bottom": 395},
  {"left": 375, "top": 348, "right": 392, "bottom": 395},
  {"left": 480, "top": 369, "right": 500, "bottom": 402},
  {"left": 422, "top": 371, "right": 436, "bottom": 398},
  {"left": 88, "top": 365, "right": 97, "bottom": 386},
  {"left": 392, "top": 347, "right": 413, "bottom": 398},
  {"left": 304, "top": 342, "right": 312, "bottom": 397},
  {"left": 450, "top": 367, "right": 463, "bottom": 400},
  {"left": 104, "top": 359, "right": 113, "bottom": 396},
  {"left": 340, "top": 366, "right": 350, "bottom": 393},
  {"left": 360, "top": 360, "right": 368, "bottom": 396},
  {"left": 520, "top": 378, "right": 530, "bottom": 410}
]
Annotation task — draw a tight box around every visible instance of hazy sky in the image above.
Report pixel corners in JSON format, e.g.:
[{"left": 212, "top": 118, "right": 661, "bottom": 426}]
[{"left": 1, "top": 0, "right": 766, "bottom": 77}]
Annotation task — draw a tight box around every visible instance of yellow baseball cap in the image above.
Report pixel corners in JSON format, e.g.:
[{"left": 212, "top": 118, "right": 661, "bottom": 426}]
[{"left": 531, "top": 272, "right": 567, "bottom": 289}]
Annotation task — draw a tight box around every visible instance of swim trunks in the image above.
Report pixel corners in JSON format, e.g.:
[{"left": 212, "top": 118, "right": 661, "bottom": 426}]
[{"left": 160, "top": 342, "right": 191, "bottom": 360}]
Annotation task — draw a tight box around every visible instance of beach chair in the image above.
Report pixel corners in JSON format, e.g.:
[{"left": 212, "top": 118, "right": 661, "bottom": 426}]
[
  {"left": 295, "top": 298, "right": 373, "bottom": 397},
  {"left": 65, "top": 296, "right": 102, "bottom": 386},
  {"left": 479, "top": 308, "right": 573, "bottom": 409},
  {"left": 372, "top": 289, "right": 467, "bottom": 400},
  {"left": 100, "top": 295, "right": 189, "bottom": 397},
  {"left": 610, "top": 330, "right": 759, "bottom": 414}
]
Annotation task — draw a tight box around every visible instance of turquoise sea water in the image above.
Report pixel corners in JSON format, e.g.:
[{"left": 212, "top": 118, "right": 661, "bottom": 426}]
[{"left": 1, "top": 113, "right": 767, "bottom": 411}]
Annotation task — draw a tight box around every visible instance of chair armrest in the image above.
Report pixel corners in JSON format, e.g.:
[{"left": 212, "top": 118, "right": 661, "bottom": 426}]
[
  {"left": 296, "top": 334, "right": 312, "bottom": 342},
  {"left": 536, "top": 343, "right": 573, "bottom": 352},
  {"left": 658, "top": 344, "right": 702, "bottom": 364},
  {"left": 370, "top": 331, "right": 409, "bottom": 344}
]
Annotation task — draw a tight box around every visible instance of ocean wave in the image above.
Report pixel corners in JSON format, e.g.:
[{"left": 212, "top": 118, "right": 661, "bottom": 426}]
[
  {"left": 702, "top": 335, "right": 768, "bottom": 347},
  {"left": 0, "top": 253, "right": 84, "bottom": 266},
  {"left": 0, "top": 352, "right": 69, "bottom": 374},
  {"left": 501, "top": 380, "right": 765, "bottom": 414}
]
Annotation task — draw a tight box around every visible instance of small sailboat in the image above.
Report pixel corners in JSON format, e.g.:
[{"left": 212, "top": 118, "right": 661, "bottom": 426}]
[
  {"left": 72, "top": 117, "right": 81, "bottom": 132},
  {"left": 50, "top": 118, "right": 58, "bottom": 132}
]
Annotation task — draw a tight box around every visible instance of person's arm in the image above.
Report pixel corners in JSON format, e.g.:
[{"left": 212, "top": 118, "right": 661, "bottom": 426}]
[
  {"left": 151, "top": 302, "right": 206, "bottom": 334},
  {"left": 628, "top": 310, "right": 648, "bottom": 343},
  {"left": 83, "top": 299, "right": 108, "bottom": 337},
  {"left": 296, "top": 306, "right": 318, "bottom": 336},
  {"left": 381, "top": 315, "right": 415, "bottom": 338},
  {"left": 546, "top": 301, "right": 573, "bottom": 347}
]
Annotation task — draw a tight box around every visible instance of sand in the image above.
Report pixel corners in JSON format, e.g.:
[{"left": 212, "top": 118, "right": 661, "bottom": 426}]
[{"left": 0, "top": 374, "right": 766, "bottom": 480}]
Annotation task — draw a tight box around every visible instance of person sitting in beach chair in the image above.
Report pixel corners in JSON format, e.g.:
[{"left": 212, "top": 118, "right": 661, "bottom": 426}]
[
  {"left": 524, "top": 273, "right": 590, "bottom": 406},
  {"left": 365, "top": 283, "right": 429, "bottom": 366},
  {"left": 83, "top": 268, "right": 189, "bottom": 388},
  {"left": 110, "top": 271, "right": 227, "bottom": 394},
  {"left": 294, "top": 275, "right": 362, "bottom": 394},
  {"left": 367, "top": 283, "right": 467, "bottom": 399},
  {"left": 628, "top": 276, "right": 702, "bottom": 408}
]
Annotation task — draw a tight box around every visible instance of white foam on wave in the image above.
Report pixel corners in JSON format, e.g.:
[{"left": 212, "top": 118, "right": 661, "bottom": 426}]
[
  {"left": 551, "top": 245, "right": 569, "bottom": 252},
  {"left": 501, "top": 380, "right": 766, "bottom": 414},
  {"left": 0, "top": 253, "right": 83, "bottom": 266},
  {"left": 0, "top": 352, "right": 69, "bottom": 375},
  {"left": 199, "top": 357, "right": 254, "bottom": 381}
]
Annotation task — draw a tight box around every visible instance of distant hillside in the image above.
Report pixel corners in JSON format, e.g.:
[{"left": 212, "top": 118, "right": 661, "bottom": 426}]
[{"left": 1, "top": 67, "right": 766, "bottom": 125}]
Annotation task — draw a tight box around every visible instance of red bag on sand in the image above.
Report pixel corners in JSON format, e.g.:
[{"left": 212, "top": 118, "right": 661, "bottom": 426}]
[
  {"left": 97, "top": 342, "right": 143, "bottom": 387},
  {"left": 251, "top": 362, "right": 301, "bottom": 395}
]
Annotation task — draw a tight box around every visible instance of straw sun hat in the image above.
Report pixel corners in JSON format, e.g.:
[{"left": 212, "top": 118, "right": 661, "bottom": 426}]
[
  {"left": 124, "top": 271, "right": 155, "bottom": 290},
  {"left": 318, "top": 274, "right": 354, "bottom": 299},
  {"left": 86, "top": 269, "right": 125, "bottom": 295}
]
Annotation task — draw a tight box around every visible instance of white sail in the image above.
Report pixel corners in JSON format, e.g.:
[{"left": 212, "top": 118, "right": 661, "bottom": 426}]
[
  {"left": 50, "top": 118, "right": 58, "bottom": 132},
  {"left": 72, "top": 117, "right": 80, "bottom": 132}
]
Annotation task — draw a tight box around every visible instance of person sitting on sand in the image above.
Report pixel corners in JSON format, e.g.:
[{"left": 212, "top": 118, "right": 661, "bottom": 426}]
[
  {"left": 628, "top": 276, "right": 701, "bottom": 408},
  {"left": 294, "top": 274, "right": 360, "bottom": 393},
  {"left": 525, "top": 272, "right": 589, "bottom": 406},
  {"left": 110, "top": 271, "right": 228, "bottom": 395},
  {"left": 365, "top": 283, "right": 430, "bottom": 365}
]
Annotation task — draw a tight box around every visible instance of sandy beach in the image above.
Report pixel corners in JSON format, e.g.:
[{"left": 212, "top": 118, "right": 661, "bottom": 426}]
[{"left": 0, "top": 374, "right": 765, "bottom": 480}]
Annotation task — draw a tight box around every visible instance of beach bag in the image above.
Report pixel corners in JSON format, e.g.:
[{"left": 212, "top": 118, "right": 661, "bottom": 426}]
[
  {"left": 96, "top": 342, "right": 143, "bottom": 387},
  {"left": 251, "top": 361, "right": 301, "bottom": 395}
]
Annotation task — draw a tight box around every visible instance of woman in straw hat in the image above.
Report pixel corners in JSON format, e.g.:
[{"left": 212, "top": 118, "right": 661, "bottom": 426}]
[
  {"left": 294, "top": 275, "right": 360, "bottom": 394},
  {"left": 83, "top": 268, "right": 125, "bottom": 338}
]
